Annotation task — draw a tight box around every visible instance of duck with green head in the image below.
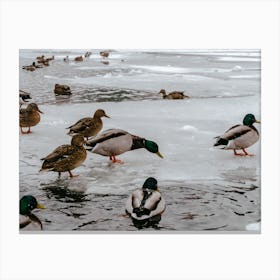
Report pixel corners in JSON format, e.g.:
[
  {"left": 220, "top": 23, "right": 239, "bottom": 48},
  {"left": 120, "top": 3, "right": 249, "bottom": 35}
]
[
  {"left": 214, "top": 113, "right": 261, "bottom": 156},
  {"left": 20, "top": 195, "right": 45, "bottom": 230},
  {"left": 86, "top": 129, "right": 163, "bottom": 163}
]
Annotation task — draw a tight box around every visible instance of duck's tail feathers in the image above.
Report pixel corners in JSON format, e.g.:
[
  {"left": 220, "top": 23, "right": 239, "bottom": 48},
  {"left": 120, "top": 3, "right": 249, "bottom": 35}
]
[{"left": 214, "top": 137, "right": 229, "bottom": 148}]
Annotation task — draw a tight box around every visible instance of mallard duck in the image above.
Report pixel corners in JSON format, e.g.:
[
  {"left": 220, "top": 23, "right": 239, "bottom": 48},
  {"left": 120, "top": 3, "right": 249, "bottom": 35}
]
[
  {"left": 67, "top": 109, "right": 110, "bottom": 140},
  {"left": 214, "top": 113, "right": 261, "bottom": 156},
  {"left": 40, "top": 135, "right": 87, "bottom": 178},
  {"left": 36, "top": 55, "right": 45, "bottom": 60},
  {"left": 100, "top": 51, "right": 109, "bottom": 58},
  {"left": 125, "top": 177, "right": 166, "bottom": 228},
  {"left": 19, "top": 90, "right": 32, "bottom": 107},
  {"left": 20, "top": 103, "right": 43, "bottom": 134},
  {"left": 159, "top": 89, "right": 189, "bottom": 99},
  {"left": 74, "top": 56, "right": 83, "bottom": 62},
  {"left": 63, "top": 56, "right": 69, "bottom": 63},
  {"left": 22, "top": 62, "right": 36, "bottom": 72},
  {"left": 46, "top": 55, "right": 54, "bottom": 61},
  {"left": 85, "top": 51, "right": 92, "bottom": 58},
  {"left": 54, "top": 84, "right": 72, "bottom": 96},
  {"left": 20, "top": 195, "right": 45, "bottom": 230},
  {"left": 101, "top": 60, "right": 109, "bottom": 65},
  {"left": 86, "top": 128, "right": 164, "bottom": 163}
]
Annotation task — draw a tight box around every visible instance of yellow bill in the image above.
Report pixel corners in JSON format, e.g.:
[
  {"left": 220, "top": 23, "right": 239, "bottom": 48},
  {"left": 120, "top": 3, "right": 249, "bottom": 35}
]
[{"left": 156, "top": 151, "right": 164, "bottom": 158}]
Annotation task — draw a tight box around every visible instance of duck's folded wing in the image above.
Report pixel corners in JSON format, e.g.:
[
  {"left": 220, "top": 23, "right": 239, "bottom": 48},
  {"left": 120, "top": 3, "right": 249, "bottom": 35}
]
[
  {"left": 41, "top": 144, "right": 73, "bottom": 162},
  {"left": 221, "top": 125, "right": 252, "bottom": 140},
  {"left": 144, "top": 191, "right": 162, "bottom": 211},
  {"left": 87, "top": 129, "right": 129, "bottom": 145},
  {"left": 67, "top": 117, "right": 91, "bottom": 129}
]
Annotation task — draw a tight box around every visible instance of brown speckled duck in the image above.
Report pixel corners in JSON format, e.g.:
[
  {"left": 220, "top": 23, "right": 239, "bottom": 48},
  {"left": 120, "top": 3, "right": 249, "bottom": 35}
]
[
  {"left": 74, "top": 56, "right": 83, "bottom": 62},
  {"left": 67, "top": 109, "right": 110, "bottom": 140},
  {"left": 100, "top": 51, "right": 109, "bottom": 58},
  {"left": 159, "top": 89, "right": 189, "bottom": 99},
  {"left": 54, "top": 84, "right": 72, "bottom": 96},
  {"left": 20, "top": 103, "right": 43, "bottom": 134},
  {"left": 40, "top": 135, "right": 87, "bottom": 178}
]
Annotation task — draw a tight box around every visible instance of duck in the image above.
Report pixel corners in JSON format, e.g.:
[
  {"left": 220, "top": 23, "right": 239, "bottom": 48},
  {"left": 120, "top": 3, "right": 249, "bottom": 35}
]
[
  {"left": 159, "top": 89, "right": 189, "bottom": 99},
  {"left": 86, "top": 128, "right": 164, "bottom": 163},
  {"left": 100, "top": 51, "right": 109, "bottom": 58},
  {"left": 54, "top": 84, "right": 72, "bottom": 96},
  {"left": 74, "top": 56, "right": 83, "bottom": 62},
  {"left": 46, "top": 55, "right": 54, "bottom": 61},
  {"left": 20, "top": 195, "right": 45, "bottom": 230},
  {"left": 19, "top": 90, "right": 32, "bottom": 107},
  {"left": 125, "top": 177, "right": 166, "bottom": 228},
  {"left": 63, "top": 55, "right": 69, "bottom": 63},
  {"left": 101, "top": 60, "right": 109, "bottom": 65},
  {"left": 22, "top": 62, "right": 36, "bottom": 71},
  {"left": 40, "top": 135, "right": 87, "bottom": 178},
  {"left": 214, "top": 113, "right": 261, "bottom": 156},
  {"left": 67, "top": 109, "right": 110, "bottom": 140},
  {"left": 85, "top": 51, "right": 92, "bottom": 58},
  {"left": 36, "top": 55, "right": 45, "bottom": 60},
  {"left": 20, "top": 103, "right": 43, "bottom": 134}
]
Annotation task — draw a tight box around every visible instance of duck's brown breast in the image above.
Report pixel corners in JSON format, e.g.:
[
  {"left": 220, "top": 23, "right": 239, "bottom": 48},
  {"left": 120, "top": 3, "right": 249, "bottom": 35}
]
[{"left": 20, "top": 111, "right": 41, "bottom": 127}]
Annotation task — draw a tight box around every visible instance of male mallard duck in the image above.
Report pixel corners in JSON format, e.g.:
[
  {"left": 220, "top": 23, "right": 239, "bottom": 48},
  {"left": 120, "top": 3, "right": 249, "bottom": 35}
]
[
  {"left": 74, "top": 56, "right": 83, "bottom": 62},
  {"left": 214, "top": 113, "right": 261, "bottom": 156},
  {"left": 22, "top": 62, "right": 36, "bottom": 72},
  {"left": 40, "top": 135, "right": 87, "bottom": 178},
  {"left": 67, "top": 109, "right": 110, "bottom": 140},
  {"left": 54, "top": 84, "right": 72, "bottom": 96},
  {"left": 85, "top": 51, "right": 92, "bottom": 58},
  {"left": 86, "top": 128, "right": 163, "bottom": 163},
  {"left": 125, "top": 177, "right": 166, "bottom": 228},
  {"left": 159, "top": 89, "right": 189, "bottom": 99},
  {"left": 20, "top": 103, "right": 43, "bottom": 134},
  {"left": 100, "top": 51, "right": 109, "bottom": 58},
  {"left": 20, "top": 195, "right": 45, "bottom": 230},
  {"left": 19, "top": 90, "right": 32, "bottom": 107}
]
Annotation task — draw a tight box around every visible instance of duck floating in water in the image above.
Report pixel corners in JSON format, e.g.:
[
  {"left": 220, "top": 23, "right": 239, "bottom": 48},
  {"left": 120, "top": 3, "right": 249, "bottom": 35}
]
[
  {"left": 86, "top": 128, "right": 163, "bottom": 163},
  {"left": 74, "top": 56, "right": 83, "bottom": 62},
  {"left": 54, "top": 84, "right": 72, "bottom": 96},
  {"left": 40, "top": 135, "right": 87, "bottom": 178},
  {"left": 20, "top": 103, "right": 43, "bottom": 134},
  {"left": 67, "top": 109, "right": 110, "bottom": 140},
  {"left": 19, "top": 90, "right": 32, "bottom": 107},
  {"left": 214, "top": 113, "right": 260, "bottom": 156},
  {"left": 159, "top": 89, "right": 189, "bottom": 99},
  {"left": 125, "top": 177, "right": 166, "bottom": 228},
  {"left": 63, "top": 56, "right": 69, "bottom": 63},
  {"left": 85, "top": 51, "right": 92, "bottom": 58},
  {"left": 100, "top": 51, "right": 109, "bottom": 58},
  {"left": 20, "top": 195, "right": 45, "bottom": 230}
]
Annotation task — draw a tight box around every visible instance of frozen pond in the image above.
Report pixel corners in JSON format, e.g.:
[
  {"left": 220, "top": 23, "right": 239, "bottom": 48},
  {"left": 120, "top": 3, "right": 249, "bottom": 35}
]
[{"left": 19, "top": 49, "right": 261, "bottom": 232}]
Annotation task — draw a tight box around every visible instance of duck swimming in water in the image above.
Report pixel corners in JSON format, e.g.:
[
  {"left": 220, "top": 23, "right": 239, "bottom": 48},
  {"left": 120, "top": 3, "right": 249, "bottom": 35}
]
[
  {"left": 20, "top": 195, "right": 45, "bottom": 230},
  {"left": 214, "top": 113, "right": 260, "bottom": 156},
  {"left": 125, "top": 177, "right": 166, "bottom": 228},
  {"left": 86, "top": 128, "right": 163, "bottom": 163},
  {"left": 159, "top": 89, "right": 189, "bottom": 99}
]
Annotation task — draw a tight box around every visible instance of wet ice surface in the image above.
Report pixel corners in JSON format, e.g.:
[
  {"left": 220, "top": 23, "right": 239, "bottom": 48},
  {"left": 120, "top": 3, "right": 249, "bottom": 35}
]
[{"left": 19, "top": 49, "right": 261, "bottom": 232}]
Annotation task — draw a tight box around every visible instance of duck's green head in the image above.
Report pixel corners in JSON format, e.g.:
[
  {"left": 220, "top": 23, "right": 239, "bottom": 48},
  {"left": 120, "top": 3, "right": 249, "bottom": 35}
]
[
  {"left": 143, "top": 177, "right": 158, "bottom": 190},
  {"left": 20, "top": 195, "right": 45, "bottom": 215},
  {"left": 144, "top": 140, "right": 164, "bottom": 158},
  {"left": 243, "top": 114, "right": 261, "bottom": 126}
]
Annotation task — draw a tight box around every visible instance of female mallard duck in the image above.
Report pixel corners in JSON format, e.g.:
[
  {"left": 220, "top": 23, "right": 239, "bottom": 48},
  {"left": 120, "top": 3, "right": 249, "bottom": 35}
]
[
  {"left": 20, "top": 195, "right": 45, "bottom": 230},
  {"left": 22, "top": 62, "right": 36, "bottom": 72},
  {"left": 86, "top": 128, "right": 163, "bottom": 163},
  {"left": 20, "top": 103, "right": 43, "bottom": 134},
  {"left": 125, "top": 177, "right": 166, "bottom": 228},
  {"left": 214, "top": 113, "right": 261, "bottom": 156},
  {"left": 54, "top": 84, "right": 72, "bottom": 96},
  {"left": 159, "top": 89, "right": 189, "bottom": 99},
  {"left": 67, "top": 109, "right": 110, "bottom": 140},
  {"left": 100, "top": 51, "right": 109, "bottom": 58},
  {"left": 40, "top": 135, "right": 87, "bottom": 178},
  {"left": 74, "top": 56, "right": 83, "bottom": 62}
]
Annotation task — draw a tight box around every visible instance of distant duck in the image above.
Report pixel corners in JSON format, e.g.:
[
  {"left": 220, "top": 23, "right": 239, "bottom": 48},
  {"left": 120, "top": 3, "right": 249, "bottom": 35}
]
[
  {"left": 101, "top": 60, "right": 109, "bottom": 65},
  {"left": 46, "top": 55, "right": 54, "bottom": 61},
  {"left": 159, "top": 89, "right": 189, "bottom": 99},
  {"left": 19, "top": 90, "right": 32, "bottom": 107},
  {"left": 40, "top": 135, "right": 87, "bottom": 178},
  {"left": 74, "top": 56, "right": 83, "bottom": 62},
  {"left": 125, "top": 177, "right": 166, "bottom": 228},
  {"left": 22, "top": 62, "right": 37, "bottom": 71},
  {"left": 85, "top": 51, "right": 92, "bottom": 58},
  {"left": 86, "top": 128, "right": 163, "bottom": 163},
  {"left": 54, "top": 84, "right": 72, "bottom": 96},
  {"left": 36, "top": 55, "right": 45, "bottom": 60},
  {"left": 63, "top": 56, "right": 69, "bottom": 63},
  {"left": 67, "top": 109, "right": 110, "bottom": 140},
  {"left": 20, "top": 103, "right": 43, "bottom": 134},
  {"left": 20, "top": 195, "right": 45, "bottom": 230},
  {"left": 214, "top": 113, "right": 261, "bottom": 156},
  {"left": 100, "top": 51, "right": 109, "bottom": 58}
]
